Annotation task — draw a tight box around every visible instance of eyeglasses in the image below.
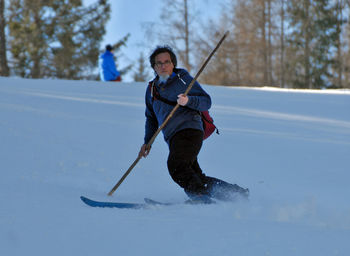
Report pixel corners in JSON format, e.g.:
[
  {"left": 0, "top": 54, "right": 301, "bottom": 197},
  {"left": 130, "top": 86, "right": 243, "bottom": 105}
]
[{"left": 155, "top": 60, "right": 172, "bottom": 68}]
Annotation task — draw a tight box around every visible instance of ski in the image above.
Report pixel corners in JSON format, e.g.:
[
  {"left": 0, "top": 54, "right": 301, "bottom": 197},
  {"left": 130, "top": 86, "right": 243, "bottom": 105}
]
[
  {"left": 80, "top": 196, "right": 177, "bottom": 209},
  {"left": 80, "top": 196, "right": 217, "bottom": 209},
  {"left": 80, "top": 196, "right": 148, "bottom": 209},
  {"left": 144, "top": 198, "right": 174, "bottom": 206}
]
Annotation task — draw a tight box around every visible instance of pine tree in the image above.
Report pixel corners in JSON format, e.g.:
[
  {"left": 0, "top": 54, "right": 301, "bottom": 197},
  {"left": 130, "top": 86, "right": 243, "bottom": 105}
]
[
  {"left": 198, "top": 0, "right": 279, "bottom": 87},
  {"left": 133, "top": 52, "right": 149, "bottom": 82},
  {"left": 343, "top": 3, "right": 350, "bottom": 88},
  {"left": 279, "top": 0, "right": 286, "bottom": 88},
  {"left": 7, "top": 0, "right": 111, "bottom": 79},
  {"left": 156, "top": 0, "right": 197, "bottom": 72},
  {"left": 8, "top": 0, "right": 49, "bottom": 77},
  {"left": 286, "top": 0, "right": 339, "bottom": 88},
  {"left": 331, "top": 0, "right": 347, "bottom": 88},
  {"left": 0, "top": 0, "right": 9, "bottom": 76}
]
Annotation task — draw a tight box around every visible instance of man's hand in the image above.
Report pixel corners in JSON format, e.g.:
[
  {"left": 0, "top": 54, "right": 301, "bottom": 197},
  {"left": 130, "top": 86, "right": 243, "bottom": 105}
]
[
  {"left": 177, "top": 94, "right": 189, "bottom": 106},
  {"left": 139, "top": 144, "right": 151, "bottom": 158}
]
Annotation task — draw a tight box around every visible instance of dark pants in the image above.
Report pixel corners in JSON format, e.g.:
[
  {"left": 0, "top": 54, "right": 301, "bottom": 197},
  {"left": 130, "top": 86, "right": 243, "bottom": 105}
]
[
  {"left": 167, "top": 129, "right": 249, "bottom": 200},
  {"left": 167, "top": 129, "right": 207, "bottom": 196},
  {"left": 113, "top": 76, "right": 121, "bottom": 82}
]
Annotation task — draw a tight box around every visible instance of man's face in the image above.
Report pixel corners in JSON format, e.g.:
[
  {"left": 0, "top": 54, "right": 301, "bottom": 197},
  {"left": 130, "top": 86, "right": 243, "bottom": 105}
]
[{"left": 154, "top": 52, "right": 174, "bottom": 77}]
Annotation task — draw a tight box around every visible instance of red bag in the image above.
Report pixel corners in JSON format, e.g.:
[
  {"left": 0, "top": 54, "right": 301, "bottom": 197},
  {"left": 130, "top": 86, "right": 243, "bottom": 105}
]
[{"left": 200, "top": 110, "right": 219, "bottom": 140}]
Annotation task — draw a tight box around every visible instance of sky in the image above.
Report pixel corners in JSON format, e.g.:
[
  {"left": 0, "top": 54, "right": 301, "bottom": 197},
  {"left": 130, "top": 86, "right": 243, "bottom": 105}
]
[{"left": 83, "top": 0, "right": 224, "bottom": 81}]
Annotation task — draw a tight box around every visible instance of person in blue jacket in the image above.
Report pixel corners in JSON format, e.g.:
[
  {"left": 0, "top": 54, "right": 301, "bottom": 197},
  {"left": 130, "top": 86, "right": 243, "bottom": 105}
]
[
  {"left": 99, "top": 44, "right": 121, "bottom": 82},
  {"left": 138, "top": 46, "right": 249, "bottom": 203}
]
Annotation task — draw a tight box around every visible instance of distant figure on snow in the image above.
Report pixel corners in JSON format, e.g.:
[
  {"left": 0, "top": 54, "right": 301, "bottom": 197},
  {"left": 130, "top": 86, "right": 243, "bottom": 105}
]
[
  {"left": 138, "top": 45, "right": 249, "bottom": 203},
  {"left": 99, "top": 44, "right": 121, "bottom": 82}
]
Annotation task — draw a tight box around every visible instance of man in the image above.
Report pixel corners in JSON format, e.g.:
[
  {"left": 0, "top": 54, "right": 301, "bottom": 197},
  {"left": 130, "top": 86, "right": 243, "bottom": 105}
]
[
  {"left": 99, "top": 44, "right": 121, "bottom": 82},
  {"left": 139, "top": 46, "right": 249, "bottom": 203}
]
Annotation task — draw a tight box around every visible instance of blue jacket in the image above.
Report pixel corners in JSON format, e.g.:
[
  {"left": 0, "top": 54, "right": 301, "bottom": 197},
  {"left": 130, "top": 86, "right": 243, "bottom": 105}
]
[
  {"left": 99, "top": 51, "right": 120, "bottom": 81},
  {"left": 144, "top": 68, "right": 211, "bottom": 145}
]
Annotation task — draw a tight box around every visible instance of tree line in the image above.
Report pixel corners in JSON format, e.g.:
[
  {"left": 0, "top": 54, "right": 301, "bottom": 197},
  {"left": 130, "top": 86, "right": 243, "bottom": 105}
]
[
  {"left": 1, "top": 0, "right": 350, "bottom": 88},
  {"left": 153, "top": 0, "right": 350, "bottom": 89},
  {"left": 0, "top": 0, "right": 119, "bottom": 80}
]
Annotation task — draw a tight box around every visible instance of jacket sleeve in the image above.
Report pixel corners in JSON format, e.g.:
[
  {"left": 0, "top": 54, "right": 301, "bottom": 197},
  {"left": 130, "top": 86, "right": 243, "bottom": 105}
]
[
  {"left": 181, "top": 72, "right": 211, "bottom": 111},
  {"left": 144, "top": 87, "right": 158, "bottom": 144}
]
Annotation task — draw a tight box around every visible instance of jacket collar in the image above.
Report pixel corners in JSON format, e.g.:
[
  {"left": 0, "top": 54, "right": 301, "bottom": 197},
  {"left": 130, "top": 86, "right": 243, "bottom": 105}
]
[{"left": 151, "top": 68, "right": 186, "bottom": 86}]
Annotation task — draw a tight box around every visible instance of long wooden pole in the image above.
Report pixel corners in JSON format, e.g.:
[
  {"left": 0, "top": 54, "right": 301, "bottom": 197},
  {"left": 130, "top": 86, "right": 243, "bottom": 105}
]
[{"left": 108, "top": 31, "right": 229, "bottom": 196}]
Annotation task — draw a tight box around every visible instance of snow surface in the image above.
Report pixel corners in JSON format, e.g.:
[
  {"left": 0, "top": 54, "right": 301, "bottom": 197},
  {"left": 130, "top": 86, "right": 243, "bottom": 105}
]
[{"left": 1, "top": 77, "right": 350, "bottom": 256}]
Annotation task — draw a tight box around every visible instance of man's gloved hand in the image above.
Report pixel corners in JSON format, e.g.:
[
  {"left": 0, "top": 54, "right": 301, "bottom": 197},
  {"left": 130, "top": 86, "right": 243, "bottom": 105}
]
[{"left": 139, "top": 144, "right": 151, "bottom": 158}]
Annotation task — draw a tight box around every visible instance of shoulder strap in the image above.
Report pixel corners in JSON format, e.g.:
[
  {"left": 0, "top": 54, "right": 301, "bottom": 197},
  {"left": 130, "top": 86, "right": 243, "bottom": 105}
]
[{"left": 150, "top": 82, "right": 177, "bottom": 106}]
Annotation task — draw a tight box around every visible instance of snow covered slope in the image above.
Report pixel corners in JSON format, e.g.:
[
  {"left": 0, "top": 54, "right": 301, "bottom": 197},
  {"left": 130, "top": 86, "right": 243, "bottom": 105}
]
[{"left": 1, "top": 77, "right": 350, "bottom": 256}]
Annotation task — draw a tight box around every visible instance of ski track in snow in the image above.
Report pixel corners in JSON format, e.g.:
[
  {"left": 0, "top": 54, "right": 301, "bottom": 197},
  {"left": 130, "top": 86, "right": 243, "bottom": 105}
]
[{"left": 215, "top": 105, "right": 350, "bottom": 129}]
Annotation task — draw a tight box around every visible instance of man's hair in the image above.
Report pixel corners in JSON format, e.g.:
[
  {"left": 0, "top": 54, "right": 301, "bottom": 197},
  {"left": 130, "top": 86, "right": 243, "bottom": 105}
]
[
  {"left": 149, "top": 45, "right": 177, "bottom": 69},
  {"left": 106, "top": 44, "right": 113, "bottom": 51}
]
